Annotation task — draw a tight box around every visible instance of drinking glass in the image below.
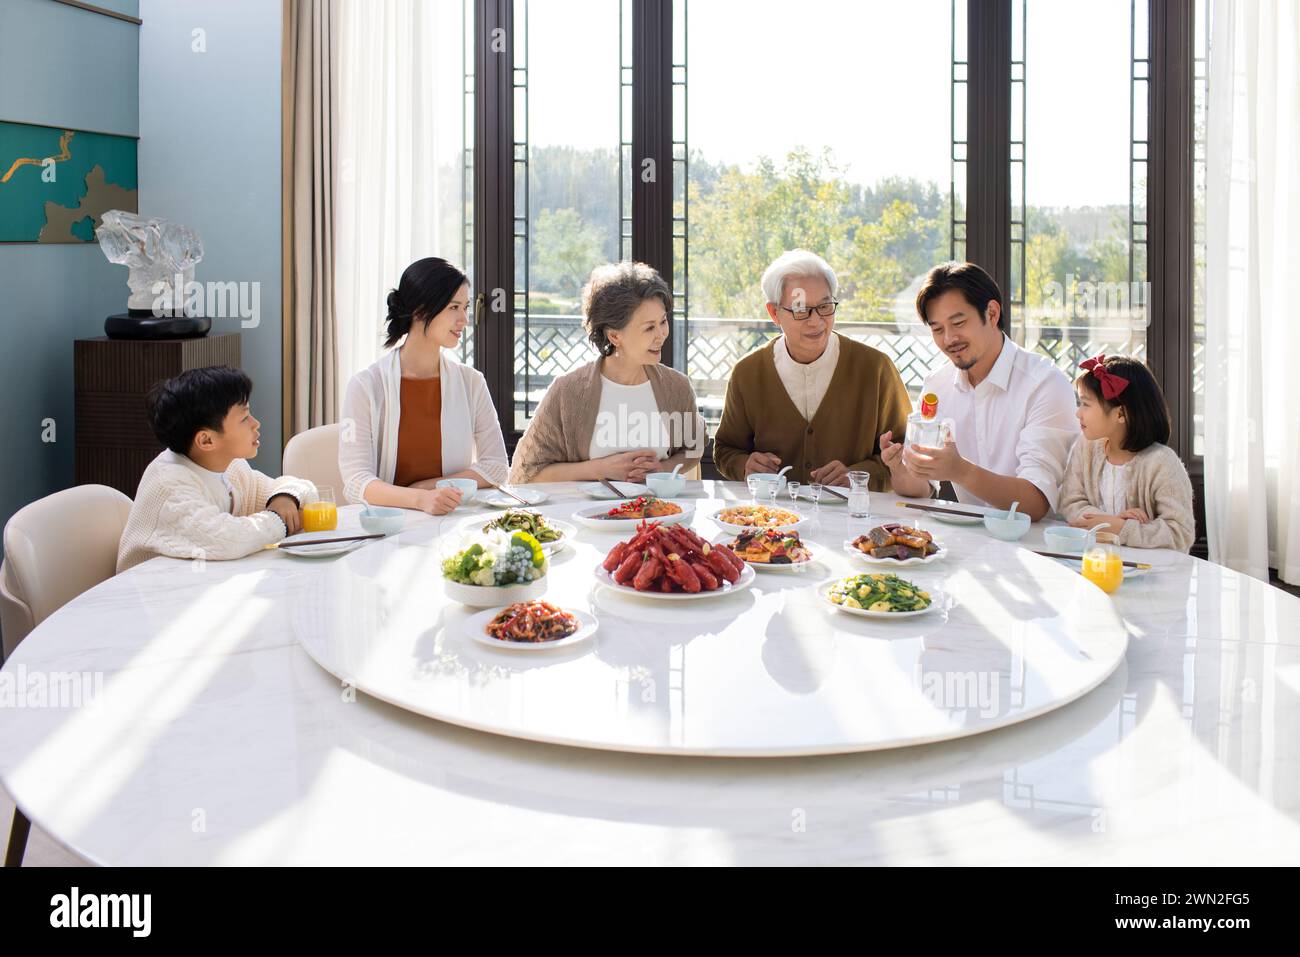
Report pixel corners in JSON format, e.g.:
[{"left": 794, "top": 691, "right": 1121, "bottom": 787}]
[
  {"left": 746, "top": 474, "right": 763, "bottom": 504},
  {"left": 846, "top": 470, "right": 871, "bottom": 518},
  {"left": 1082, "top": 543, "right": 1124, "bottom": 594},
  {"left": 787, "top": 481, "right": 801, "bottom": 504},
  {"left": 808, "top": 483, "right": 824, "bottom": 509},
  {"left": 303, "top": 485, "right": 338, "bottom": 532}
]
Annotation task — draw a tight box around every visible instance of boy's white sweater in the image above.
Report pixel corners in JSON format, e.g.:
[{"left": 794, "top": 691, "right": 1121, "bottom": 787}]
[{"left": 116, "top": 449, "right": 317, "bottom": 572}]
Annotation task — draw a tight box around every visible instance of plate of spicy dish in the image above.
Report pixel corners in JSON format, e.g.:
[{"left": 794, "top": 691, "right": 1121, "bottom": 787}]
[
  {"left": 466, "top": 600, "right": 598, "bottom": 651},
  {"left": 572, "top": 495, "right": 694, "bottom": 531},
  {"left": 844, "top": 522, "right": 947, "bottom": 567},
  {"left": 723, "top": 528, "right": 817, "bottom": 572},
  {"left": 595, "top": 521, "right": 755, "bottom": 599}
]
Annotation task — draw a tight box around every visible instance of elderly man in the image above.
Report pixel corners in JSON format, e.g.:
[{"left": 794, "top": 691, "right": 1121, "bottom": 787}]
[{"left": 713, "top": 249, "right": 915, "bottom": 489}]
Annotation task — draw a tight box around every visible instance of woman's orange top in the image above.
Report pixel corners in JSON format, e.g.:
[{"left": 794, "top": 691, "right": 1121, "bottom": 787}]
[{"left": 393, "top": 375, "right": 443, "bottom": 487}]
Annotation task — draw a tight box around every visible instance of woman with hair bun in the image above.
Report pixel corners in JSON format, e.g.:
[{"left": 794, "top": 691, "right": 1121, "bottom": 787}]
[{"left": 338, "top": 257, "right": 508, "bottom": 513}]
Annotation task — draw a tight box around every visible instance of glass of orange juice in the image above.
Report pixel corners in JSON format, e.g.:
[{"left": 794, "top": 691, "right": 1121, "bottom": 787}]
[
  {"left": 302, "top": 485, "right": 338, "bottom": 533},
  {"left": 1081, "top": 543, "right": 1124, "bottom": 594}
]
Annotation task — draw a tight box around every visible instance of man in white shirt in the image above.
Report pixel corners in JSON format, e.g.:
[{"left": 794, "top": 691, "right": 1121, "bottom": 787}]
[{"left": 886, "top": 261, "right": 1079, "bottom": 521}]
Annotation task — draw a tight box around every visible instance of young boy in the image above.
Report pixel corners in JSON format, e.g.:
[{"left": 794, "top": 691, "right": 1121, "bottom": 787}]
[{"left": 116, "top": 365, "right": 317, "bottom": 572}]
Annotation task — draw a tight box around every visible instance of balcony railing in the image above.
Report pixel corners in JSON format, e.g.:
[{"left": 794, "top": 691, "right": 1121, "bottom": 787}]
[{"left": 514, "top": 313, "right": 1160, "bottom": 426}]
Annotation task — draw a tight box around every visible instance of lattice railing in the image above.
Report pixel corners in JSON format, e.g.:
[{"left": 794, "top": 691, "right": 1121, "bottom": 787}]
[{"left": 511, "top": 313, "right": 1154, "bottom": 424}]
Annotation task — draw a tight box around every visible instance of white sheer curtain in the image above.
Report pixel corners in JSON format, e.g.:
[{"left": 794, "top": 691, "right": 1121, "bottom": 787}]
[
  {"left": 1205, "top": 0, "right": 1300, "bottom": 584},
  {"left": 335, "top": 0, "right": 467, "bottom": 392}
]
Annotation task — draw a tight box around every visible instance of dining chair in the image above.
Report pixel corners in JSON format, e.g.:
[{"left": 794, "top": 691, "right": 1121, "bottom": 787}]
[
  {"left": 282, "top": 423, "right": 345, "bottom": 500},
  {"left": 0, "top": 483, "right": 133, "bottom": 866}
]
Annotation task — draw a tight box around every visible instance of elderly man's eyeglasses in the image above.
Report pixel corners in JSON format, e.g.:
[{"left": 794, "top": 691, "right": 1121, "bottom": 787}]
[{"left": 778, "top": 300, "right": 839, "bottom": 321}]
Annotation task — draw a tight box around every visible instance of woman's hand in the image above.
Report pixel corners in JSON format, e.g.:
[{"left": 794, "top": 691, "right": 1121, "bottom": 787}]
[
  {"left": 598, "top": 449, "right": 659, "bottom": 482},
  {"left": 1118, "top": 507, "right": 1150, "bottom": 524},
  {"left": 414, "top": 487, "right": 462, "bottom": 515}
]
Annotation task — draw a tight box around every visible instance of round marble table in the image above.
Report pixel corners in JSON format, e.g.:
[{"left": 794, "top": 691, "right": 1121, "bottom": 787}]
[{"left": 1, "top": 481, "right": 1296, "bottom": 865}]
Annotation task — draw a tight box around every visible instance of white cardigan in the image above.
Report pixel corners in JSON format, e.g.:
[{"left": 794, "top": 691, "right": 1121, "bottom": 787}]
[
  {"left": 117, "top": 450, "right": 317, "bottom": 572},
  {"left": 339, "top": 347, "right": 509, "bottom": 504}
]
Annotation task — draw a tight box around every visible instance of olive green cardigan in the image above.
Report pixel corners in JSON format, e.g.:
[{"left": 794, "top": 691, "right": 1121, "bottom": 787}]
[{"left": 712, "top": 334, "right": 912, "bottom": 489}]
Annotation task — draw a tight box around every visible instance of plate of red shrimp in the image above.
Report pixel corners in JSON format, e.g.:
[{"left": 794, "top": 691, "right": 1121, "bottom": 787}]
[{"left": 594, "top": 520, "right": 755, "bottom": 600}]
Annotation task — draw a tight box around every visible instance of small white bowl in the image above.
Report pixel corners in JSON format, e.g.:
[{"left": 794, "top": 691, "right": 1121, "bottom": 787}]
[
  {"left": 1043, "top": 525, "right": 1092, "bottom": 554},
  {"left": 646, "top": 472, "right": 686, "bottom": 497},
  {"left": 443, "top": 576, "right": 546, "bottom": 607},
  {"left": 983, "top": 511, "right": 1031, "bottom": 541},
  {"left": 359, "top": 506, "right": 406, "bottom": 536},
  {"left": 436, "top": 478, "right": 478, "bottom": 504},
  {"left": 750, "top": 474, "right": 787, "bottom": 495}
]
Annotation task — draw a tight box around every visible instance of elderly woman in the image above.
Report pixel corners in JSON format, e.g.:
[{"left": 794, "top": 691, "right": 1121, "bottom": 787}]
[
  {"left": 712, "top": 249, "right": 915, "bottom": 489},
  {"left": 510, "top": 261, "right": 705, "bottom": 485},
  {"left": 339, "top": 257, "right": 509, "bottom": 514}
]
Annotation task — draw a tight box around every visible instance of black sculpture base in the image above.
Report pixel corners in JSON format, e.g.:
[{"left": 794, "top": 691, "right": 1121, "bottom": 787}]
[{"left": 105, "top": 312, "right": 211, "bottom": 340}]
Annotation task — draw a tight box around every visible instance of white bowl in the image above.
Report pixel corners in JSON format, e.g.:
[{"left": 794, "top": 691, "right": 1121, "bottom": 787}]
[
  {"left": 750, "top": 474, "right": 788, "bottom": 495},
  {"left": 359, "top": 506, "right": 406, "bottom": 536},
  {"left": 983, "top": 511, "right": 1031, "bottom": 541},
  {"left": 645, "top": 472, "right": 686, "bottom": 497},
  {"left": 436, "top": 478, "right": 478, "bottom": 504},
  {"left": 1043, "top": 525, "right": 1092, "bottom": 554},
  {"left": 443, "top": 576, "right": 545, "bottom": 607}
]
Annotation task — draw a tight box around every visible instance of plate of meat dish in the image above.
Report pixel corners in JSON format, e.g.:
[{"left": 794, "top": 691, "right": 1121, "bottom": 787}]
[{"left": 844, "top": 522, "right": 947, "bottom": 566}]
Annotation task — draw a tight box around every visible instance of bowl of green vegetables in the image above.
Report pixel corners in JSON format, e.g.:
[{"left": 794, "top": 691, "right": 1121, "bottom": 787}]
[{"left": 442, "top": 530, "right": 549, "bottom": 606}]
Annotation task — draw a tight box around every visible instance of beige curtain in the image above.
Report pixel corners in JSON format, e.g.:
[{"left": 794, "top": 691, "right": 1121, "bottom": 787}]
[{"left": 282, "top": 0, "right": 340, "bottom": 439}]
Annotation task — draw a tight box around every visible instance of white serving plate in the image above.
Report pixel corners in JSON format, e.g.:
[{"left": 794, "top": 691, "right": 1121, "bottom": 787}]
[
  {"left": 277, "top": 533, "right": 373, "bottom": 558},
  {"left": 921, "top": 500, "right": 991, "bottom": 525},
  {"left": 572, "top": 500, "right": 694, "bottom": 531},
  {"left": 593, "top": 563, "right": 755, "bottom": 600},
  {"left": 480, "top": 487, "right": 549, "bottom": 508},
  {"left": 817, "top": 579, "right": 944, "bottom": 619},
  {"left": 465, "top": 606, "right": 598, "bottom": 652},
  {"left": 842, "top": 540, "right": 948, "bottom": 567},
  {"left": 709, "top": 506, "right": 810, "bottom": 535},
  {"left": 578, "top": 481, "right": 650, "bottom": 500}
]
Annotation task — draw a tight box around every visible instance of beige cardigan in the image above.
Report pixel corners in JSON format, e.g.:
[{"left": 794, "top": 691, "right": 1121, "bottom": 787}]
[
  {"left": 117, "top": 450, "right": 317, "bottom": 572},
  {"left": 1058, "top": 438, "right": 1195, "bottom": 551},
  {"left": 509, "top": 358, "right": 706, "bottom": 484}
]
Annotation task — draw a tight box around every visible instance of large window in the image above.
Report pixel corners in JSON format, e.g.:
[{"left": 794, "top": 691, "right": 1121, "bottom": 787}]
[
  {"left": 680, "top": 0, "right": 958, "bottom": 426},
  {"left": 1014, "top": 0, "right": 1149, "bottom": 384},
  {"left": 510, "top": 0, "right": 622, "bottom": 432}
]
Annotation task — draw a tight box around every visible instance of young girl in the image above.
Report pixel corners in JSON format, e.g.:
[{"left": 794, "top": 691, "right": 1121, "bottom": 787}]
[{"left": 1059, "top": 354, "right": 1195, "bottom": 551}]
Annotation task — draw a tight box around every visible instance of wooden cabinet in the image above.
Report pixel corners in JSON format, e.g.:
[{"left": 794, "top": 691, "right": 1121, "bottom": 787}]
[{"left": 74, "top": 334, "right": 241, "bottom": 497}]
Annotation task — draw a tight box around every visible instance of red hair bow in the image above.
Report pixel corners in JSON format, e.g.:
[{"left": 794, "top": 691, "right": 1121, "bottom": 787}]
[{"left": 1080, "top": 354, "right": 1130, "bottom": 400}]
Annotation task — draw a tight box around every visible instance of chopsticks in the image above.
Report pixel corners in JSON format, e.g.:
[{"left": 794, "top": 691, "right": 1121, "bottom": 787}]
[
  {"left": 1034, "top": 550, "right": 1152, "bottom": 570},
  {"left": 488, "top": 482, "right": 532, "bottom": 506},
  {"left": 895, "top": 501, "right": 987, "bottom": 519},
  {"left": 271, "top": 532, "right": 385, "bottom": 549},
  {"left": 600, "top": 478, "right": 630, "bottom": 498},
  {"left": 820, "top": 485, "right": 849, "bottom": 501}
]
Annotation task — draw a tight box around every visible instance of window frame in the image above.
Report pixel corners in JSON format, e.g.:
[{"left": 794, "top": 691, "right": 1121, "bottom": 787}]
[{"left": 472, "top": 0, "right": 1203, "bottom": 541}]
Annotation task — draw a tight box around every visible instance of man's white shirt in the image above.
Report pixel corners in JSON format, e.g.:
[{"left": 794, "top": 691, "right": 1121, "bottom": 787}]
[{"left": 920, "top": 334, "right": 1079, "bottom": 512}]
